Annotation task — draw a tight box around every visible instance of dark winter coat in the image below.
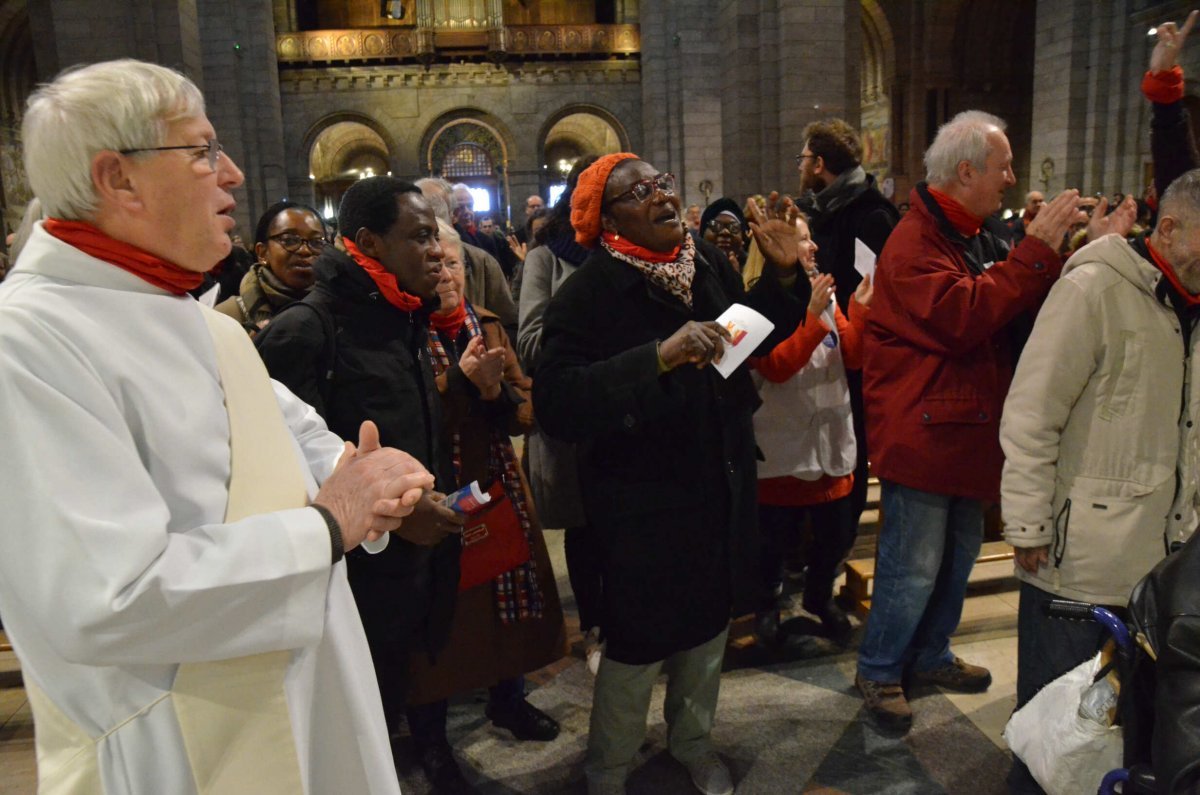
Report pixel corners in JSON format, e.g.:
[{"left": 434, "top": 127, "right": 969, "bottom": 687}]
[
  {"left": 534, "top": 239, "right": 804, "bottom": 665},
  {"left": 806, "top": 173, "right": 899, "bottom": 313},
  {"left": 254, "top": 247, "right": 460, "bottom": 673}
]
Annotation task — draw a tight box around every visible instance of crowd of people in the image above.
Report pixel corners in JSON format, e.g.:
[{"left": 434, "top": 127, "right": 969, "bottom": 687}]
[{"left": 4, "top": 11, "right": 1200, "bottom": 795}]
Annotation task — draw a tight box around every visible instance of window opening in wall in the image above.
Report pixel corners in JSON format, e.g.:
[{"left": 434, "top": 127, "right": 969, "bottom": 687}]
[
  {"left": 466, "top": 186, "right": 491, "bottom": 213},
  {"left": 442, "top": 142, "right": 493, "bottom": 178},
  {"left": 548, "top": 183, "right": 567, "bottom": 207}
]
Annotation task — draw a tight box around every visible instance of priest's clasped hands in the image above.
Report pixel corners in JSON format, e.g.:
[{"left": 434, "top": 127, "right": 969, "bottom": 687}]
[{"left": 314, "top": 420, "right": 463, "bottom": 552}]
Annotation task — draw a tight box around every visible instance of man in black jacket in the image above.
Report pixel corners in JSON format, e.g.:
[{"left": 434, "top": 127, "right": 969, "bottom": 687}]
[
  {"left": 796, "top": 118, "right": 899, "bottom": 592},
  {"left": 255, "top": 177, "right": 469, "bottom": 789}
]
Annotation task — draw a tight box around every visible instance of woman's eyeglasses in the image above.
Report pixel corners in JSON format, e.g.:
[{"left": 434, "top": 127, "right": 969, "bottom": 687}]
[
  {"left": 268, "top": 233, "right": 327, "bottom": 254},
  {"left": 708, "top": 220, "right": 743, "bottom": 235},
  {"left": 610, "top": 173, "right": 676, "bottom": 205}
]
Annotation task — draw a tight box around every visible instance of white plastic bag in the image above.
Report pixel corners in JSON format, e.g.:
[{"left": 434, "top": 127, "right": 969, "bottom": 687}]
[{"left": 1002, "top": 652, "right": 1124, "bottom": 795}]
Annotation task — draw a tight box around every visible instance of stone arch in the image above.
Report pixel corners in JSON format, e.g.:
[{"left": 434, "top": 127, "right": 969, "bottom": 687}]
[
  {"left": 300, "top": 111, "right": 398, "bottom": 173},
  {"left": 302, "top": 113, "right": 395, "bottom": 221},
  {"left": 533, "top": 104, "right": 629, "bottom": 199},
  {"left": 420, "top": 109, "right": 515, "bottom": 220},
  {"left": 420, "top": 110, "right": 513, "bottom": 175},
  {"left": 535, "top": 103, "right": 631, "bottom": 167}
]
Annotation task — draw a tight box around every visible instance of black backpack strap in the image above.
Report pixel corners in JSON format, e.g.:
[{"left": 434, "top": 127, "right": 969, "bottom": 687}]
[{"left": 280, "top": 300, "right": 338, "bottom": 406}]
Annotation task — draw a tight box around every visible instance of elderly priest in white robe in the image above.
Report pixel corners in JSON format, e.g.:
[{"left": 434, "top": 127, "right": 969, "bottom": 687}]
[{"left": 0, "top": 60, "right": 449, "bottom": 794}]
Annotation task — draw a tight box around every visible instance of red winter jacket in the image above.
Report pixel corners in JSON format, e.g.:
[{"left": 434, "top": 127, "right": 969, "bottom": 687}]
[{"left": 863, "top": 186, "right": 1062, "bottom": 501}]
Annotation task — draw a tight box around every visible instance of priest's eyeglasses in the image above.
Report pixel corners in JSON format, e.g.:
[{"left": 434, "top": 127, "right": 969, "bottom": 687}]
[
  {"left": 610, "top": 172, "right": 676, "bottom": 205},
  {"left": 269, "top": 233, "right": 328, "bottom": 254},
  {"left": 119, "top": 138, "right": 224, "bottom": 173}
]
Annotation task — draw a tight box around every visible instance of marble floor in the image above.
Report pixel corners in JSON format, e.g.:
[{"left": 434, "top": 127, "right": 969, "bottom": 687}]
[{"left": 0, "top": 531, "right": 1021, "bottom": 794}]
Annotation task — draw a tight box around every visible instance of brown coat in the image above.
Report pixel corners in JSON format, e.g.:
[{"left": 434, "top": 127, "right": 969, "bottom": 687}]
[{"left": 407, "top": 305, "right": 566, "bottom": 705}]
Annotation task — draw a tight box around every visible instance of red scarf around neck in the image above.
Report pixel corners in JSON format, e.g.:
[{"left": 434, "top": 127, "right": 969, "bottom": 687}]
[
  {"left": 342, "top": 238, "right": 424, "bottom": 312},
  {"left": 43, "top": 219, "right": 204, "bottom": 295},
  {"left": 601, "top": 231, "right": 681, "bottom": 263},
  {"left": 429, "top": 299, "right": 468, "bottom": 335},
  {"left": 927, "top": 186, "right": 983, "bottom": 238},
  {"left": 1147, "top": 239, "right": 1200, "bottom": 307}
]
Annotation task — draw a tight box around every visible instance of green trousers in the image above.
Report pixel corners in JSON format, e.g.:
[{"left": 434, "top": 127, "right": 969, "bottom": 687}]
[{"left": 584, "top": 627, "right": 728, "bottom": 789}]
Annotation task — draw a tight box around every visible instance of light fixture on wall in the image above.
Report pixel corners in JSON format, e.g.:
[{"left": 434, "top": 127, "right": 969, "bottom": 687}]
[{"left": 382, "top": 1, "right": 405, "bottom": 20}]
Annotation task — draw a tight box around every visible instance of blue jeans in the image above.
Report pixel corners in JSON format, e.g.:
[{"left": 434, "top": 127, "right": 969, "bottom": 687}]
[{"left": 857, "top": 480, "right": 983, "bottom": 682}]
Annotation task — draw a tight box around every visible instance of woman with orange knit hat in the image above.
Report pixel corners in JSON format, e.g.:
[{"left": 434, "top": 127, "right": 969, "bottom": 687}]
[{"left": 534, "top": 154, "right": 809, "bottom": 795}]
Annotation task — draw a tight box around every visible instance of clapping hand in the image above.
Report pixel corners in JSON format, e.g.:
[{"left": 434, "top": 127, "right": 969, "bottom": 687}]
[
  {"left": 1086, "top": 195, "right": 1138, "bottom": 242},
  {"left": 459, "top": 335, "right": 506, "bottom": 400},
  {"left": 746, "top": 199, "right": 801, "bottom": 273},
  {"left": 808, "top": 273, "right": 836, "bottom": 316},
  {"left": 1150, "top": 10, "right": 1198, "bottom": 73},
  {"left": 506, "top": 234, "right": 527, "bottom": 263},
  {"left": 1025, "top": 190, "right": 1086, "bottom": 253},
  {"left": 314, "top": 421, "right": 435, "bottom": 551}
]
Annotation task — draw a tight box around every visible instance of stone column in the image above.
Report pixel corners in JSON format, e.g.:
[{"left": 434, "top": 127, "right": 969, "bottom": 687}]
[
  {"left": 197, "top": 0, "right": 289, "bottom": 237},
  {"left": 28, "top": 0, "right": 202, "bottom": 82},
  {"left": 716, "top": 0, "right": 858, "bottom": 202}
]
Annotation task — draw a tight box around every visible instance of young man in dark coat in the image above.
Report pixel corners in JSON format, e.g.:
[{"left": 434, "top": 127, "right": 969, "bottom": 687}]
[
  {"left": 254, "top": 177, "right": 469, "bottom": 789},
  {"left": 795, "top": 119, "right": 899, "bottom": 556}
]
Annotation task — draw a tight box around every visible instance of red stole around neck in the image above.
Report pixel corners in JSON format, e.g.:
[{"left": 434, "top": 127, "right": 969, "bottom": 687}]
[
  {"left": 43, "top": 219, "right": 204, "bottom": 295},
  {"left": 342, "top": 239, "right": 424, "bottom": 312}
]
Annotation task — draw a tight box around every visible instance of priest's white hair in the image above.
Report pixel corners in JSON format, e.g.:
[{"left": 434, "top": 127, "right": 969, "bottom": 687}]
[{"left": 23, "top": 59, "right": 205, "bottom": 221}]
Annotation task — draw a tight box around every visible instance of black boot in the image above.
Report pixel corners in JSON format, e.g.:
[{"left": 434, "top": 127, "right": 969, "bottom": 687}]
[{"left": 485, "top": 698, "right": 560, "bottom": 741}]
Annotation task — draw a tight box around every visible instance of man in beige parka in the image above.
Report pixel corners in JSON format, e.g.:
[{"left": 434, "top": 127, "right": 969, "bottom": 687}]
[{"left": 1000, "top": 170, "right": 1195, "bottom": 792}]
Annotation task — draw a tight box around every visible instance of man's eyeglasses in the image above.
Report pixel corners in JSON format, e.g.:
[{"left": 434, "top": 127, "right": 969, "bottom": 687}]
[
  {"left": 119, "top": 138, "right": 224, "bottom": 173},
  {"left": 795, "top": 153, "right": 817, "bottom": 167},
  {"left": 609, "top": 173, "right": 676, "bottom": 205},
  {"left": 268, "top": 233, "right": 327, "bottom": 254}
]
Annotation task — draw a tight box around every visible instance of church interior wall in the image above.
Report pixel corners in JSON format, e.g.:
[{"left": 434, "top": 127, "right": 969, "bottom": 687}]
[{"left": 3, "top": 0, "right": 1199, "bottom": 245}]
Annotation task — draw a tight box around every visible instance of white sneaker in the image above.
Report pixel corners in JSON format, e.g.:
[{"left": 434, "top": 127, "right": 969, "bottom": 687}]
[
  {"left": 685, "top": 752, "right": 733, "bottom": 795},
  {"left": 584, "top": 627, "right": 603, "bottom": 676}
]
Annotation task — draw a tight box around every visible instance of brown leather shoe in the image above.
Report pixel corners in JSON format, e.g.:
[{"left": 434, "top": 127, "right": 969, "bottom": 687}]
[
  {"left": 912, "top": 656, "right": 992, "bottom": 693},
  {"left": 856, "top": 673, "right": 913, "bottom": 732}
]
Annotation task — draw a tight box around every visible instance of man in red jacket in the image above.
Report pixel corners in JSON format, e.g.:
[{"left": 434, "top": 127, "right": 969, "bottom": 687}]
[{"left": 854, "top": 110, "right": 1082, "bottom": 732}]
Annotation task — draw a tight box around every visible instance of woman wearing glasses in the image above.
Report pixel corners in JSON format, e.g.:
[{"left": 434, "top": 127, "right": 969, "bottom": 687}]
[
  {"left": 534, "top": 154, "right": 808, "bottom": 795},
  {"left": 216, "top": 200, "right": 326, "bottom": 334}
]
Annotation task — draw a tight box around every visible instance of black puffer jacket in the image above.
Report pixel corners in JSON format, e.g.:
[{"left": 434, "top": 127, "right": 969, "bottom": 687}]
[
  {"left": 255, "top": 247, "right": 460, "bottom": 664},
  {"left": 1128, "top": 535, "right": 1200, "bottom": 794}
]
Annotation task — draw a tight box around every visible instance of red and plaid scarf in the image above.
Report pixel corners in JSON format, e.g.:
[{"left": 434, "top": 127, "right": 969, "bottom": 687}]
[{"left": 426, "top": 303, "right": 543, "bottom": 623}]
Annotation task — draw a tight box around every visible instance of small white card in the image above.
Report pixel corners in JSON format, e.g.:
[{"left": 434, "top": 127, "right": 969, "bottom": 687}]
[
  {"left": 712, "top": 303, "right": 775, "bottom": 379},
  {"left": 854, "top": 237, "right": 877, "bottom": 280},
  {"left": 361, "top": 535, "right": 390, "bottom": 554}
]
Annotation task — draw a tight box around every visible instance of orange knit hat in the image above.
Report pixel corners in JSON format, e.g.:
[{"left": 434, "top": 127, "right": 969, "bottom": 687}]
[{"left": 570, "top": 152, "right": 639, "bottom": 247}]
